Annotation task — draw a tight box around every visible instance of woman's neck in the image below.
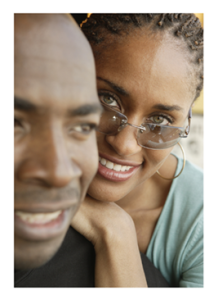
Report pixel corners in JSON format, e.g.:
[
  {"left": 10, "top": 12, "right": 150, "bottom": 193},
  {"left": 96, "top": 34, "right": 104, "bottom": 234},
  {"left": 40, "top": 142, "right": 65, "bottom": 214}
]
[{"left": 116, "top": 154, "right": 178, "bottom": 214}]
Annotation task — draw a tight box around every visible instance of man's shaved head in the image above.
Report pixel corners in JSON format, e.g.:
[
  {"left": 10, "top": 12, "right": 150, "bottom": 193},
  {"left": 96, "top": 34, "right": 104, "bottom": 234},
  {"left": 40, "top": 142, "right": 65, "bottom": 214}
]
[
  {"left": 15, "top": 14, "right": 96, "bottom": 102},
  {"left": 14, "top": 14, "right": 101, "bottom": 270}
]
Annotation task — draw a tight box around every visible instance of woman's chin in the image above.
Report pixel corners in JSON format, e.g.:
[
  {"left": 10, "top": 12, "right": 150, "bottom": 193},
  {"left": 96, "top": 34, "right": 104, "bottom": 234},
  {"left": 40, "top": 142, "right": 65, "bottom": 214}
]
[
  {"left": 87, "top": 170, "right": 144, "bottom": 203},
  {"left": 87, "top": 182, "right": 122, "bottom": 203},
  {"left": 87, "top": 191, "right": 118, "bottom": 203}
]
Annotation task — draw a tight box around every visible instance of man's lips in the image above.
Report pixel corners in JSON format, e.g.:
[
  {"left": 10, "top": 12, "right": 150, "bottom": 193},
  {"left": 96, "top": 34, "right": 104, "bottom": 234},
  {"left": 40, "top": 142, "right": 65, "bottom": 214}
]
[
  {"left": 15, "top": 210, "right": 63, "bottom": 225},
  {"left": 14, "top": 185, "right": 81, "bottom": 242},
  {"left": 14, "top": 208, "right": 72, "bottom": 241},
  {"left": 14, "top": 195, "right": 80, "bottom": 242}
]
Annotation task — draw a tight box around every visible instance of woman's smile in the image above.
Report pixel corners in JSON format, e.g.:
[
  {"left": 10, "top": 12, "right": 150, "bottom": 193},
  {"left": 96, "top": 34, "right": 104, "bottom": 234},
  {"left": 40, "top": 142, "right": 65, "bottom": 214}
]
[{"left": 98, "top": 153, "right": 142, "bottom": 182}]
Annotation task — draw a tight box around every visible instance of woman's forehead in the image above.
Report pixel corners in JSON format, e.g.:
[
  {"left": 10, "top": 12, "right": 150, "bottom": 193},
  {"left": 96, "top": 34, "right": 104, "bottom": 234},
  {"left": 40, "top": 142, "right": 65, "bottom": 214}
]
[{"left": 94, "top": 33, "right": 195, "bottom": 109}]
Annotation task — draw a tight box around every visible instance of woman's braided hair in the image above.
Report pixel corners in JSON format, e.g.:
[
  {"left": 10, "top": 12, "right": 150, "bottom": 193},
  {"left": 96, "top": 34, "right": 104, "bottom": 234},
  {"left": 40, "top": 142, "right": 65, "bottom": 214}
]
[{"left": 81, "top": 13, "right": 203, "bottom": 101}]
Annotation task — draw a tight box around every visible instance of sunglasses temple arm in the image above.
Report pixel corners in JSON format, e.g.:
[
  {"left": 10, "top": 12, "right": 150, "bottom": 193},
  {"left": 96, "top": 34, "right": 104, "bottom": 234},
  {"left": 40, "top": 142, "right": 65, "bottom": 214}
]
[
  {"left": 188, "top": 107, "right": 192, "bottom": 119},
  {"left": 184, "top": 108, "right": 192, "bottom": 136}
]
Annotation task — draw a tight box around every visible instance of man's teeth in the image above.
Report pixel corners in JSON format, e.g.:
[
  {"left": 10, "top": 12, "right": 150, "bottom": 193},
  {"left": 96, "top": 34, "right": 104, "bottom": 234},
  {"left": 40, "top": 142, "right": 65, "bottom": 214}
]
[
  {"left": 15, "top": 210, "right": 62, "bottom": 224},
  {"left": 99, "top": 157, "right": 134, "bottom": 172}
]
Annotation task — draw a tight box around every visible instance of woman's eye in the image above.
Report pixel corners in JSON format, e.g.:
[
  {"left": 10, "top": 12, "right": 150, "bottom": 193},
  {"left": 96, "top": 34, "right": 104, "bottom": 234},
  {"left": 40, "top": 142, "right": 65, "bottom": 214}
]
[
  {"left": 99, "top": 93, "right": 119, "bottom": 108},
  {"left": 149, "top": 115, "right": 171, "bottom": 125}
]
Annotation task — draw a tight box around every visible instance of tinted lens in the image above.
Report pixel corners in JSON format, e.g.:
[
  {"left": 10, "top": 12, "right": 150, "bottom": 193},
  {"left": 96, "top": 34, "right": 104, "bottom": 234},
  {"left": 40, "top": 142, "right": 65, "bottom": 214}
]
[
  {"left": 97, "top": 106, "right": 126, "bottom": 135},
  {"left": 137, "top": 124, "right": 184, "bottom": 149}
]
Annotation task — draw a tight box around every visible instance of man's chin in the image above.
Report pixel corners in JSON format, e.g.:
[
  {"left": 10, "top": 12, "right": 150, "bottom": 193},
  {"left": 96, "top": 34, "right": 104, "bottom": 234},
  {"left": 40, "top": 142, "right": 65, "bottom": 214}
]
[{"left": 14, "top": 230, "right": 67, "bottom": 270}]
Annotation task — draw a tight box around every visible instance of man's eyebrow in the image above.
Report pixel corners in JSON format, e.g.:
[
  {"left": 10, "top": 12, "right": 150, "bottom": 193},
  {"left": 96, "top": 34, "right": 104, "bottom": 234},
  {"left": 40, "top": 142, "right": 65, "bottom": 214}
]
[
  {"left": 67, "top": 103, "right": 103, "bottom": 117},
  {"left": 152, "top": 104, "right": 184, "bottom": 112},
  {"left": 14, "top": 96, "right": 37, "bottom": 111},
  {"left": 14, "top": 96, "right": 103, "bottom": 116},
  {"left": 97, "top": 76, "right": 129, "bottom": 96}
]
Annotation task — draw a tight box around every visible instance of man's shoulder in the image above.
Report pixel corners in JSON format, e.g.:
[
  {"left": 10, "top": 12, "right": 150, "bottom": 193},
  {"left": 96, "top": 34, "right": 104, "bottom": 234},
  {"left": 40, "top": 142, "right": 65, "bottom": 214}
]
[{"left": 15, "top": 227, "right": 95, "bottom": 287}]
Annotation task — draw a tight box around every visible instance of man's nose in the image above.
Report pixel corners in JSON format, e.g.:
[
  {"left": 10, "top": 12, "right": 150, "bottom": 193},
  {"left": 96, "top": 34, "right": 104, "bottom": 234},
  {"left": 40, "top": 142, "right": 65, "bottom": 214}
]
[
  {"left": 105, "top": 125, "right": 142, "bottom": 157},
  {"left": 16, "top": 128, "right": 82, "bottom": 188}
]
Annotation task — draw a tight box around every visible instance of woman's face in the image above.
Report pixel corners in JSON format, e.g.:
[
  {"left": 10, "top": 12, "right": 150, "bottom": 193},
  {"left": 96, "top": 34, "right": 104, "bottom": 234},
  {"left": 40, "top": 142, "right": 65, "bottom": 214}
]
[{"left": 88, "top": 30, "right": 196, "bottom": 202}]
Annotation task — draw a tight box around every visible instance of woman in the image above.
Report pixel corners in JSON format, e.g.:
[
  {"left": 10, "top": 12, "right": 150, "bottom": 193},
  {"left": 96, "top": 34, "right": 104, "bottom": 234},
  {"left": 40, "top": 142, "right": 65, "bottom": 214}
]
[{"left": 71, "top": 14, "right": 203, "bottom": 287}]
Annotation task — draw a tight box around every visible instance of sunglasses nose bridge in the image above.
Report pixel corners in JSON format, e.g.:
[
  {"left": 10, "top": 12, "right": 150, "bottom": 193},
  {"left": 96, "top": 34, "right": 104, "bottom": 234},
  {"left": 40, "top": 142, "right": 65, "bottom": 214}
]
[
  {"left": 117, "top": 122, "right": 146, "bottom": 147},
  {"left": 125, "top": 121, "right": 146, "bottom": 132}
]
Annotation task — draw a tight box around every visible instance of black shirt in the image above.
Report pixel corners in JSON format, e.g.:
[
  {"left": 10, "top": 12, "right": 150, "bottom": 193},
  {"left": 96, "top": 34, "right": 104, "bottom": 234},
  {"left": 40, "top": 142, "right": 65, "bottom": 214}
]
[{"left": 15, "top": 227, "right": 169, "bottom": 287}]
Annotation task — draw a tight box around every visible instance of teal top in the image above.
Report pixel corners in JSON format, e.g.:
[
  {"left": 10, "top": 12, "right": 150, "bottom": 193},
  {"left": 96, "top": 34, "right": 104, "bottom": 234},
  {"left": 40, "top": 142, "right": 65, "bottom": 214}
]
[{"left": 146, "top": 156, "right": 203, "bottom": 287}]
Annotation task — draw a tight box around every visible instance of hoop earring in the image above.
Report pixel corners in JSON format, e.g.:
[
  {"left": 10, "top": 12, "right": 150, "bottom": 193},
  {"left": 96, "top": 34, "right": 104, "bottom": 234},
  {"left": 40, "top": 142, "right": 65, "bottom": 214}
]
[{"left": 156, "top": 142, "right": 186, "bottom": 180}]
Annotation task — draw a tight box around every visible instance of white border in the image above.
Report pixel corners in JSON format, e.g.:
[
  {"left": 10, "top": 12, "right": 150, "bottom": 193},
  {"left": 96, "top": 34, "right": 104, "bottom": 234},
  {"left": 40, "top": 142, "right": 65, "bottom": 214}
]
[{"left": 1, "top": 1, "right": 216, "bottom": 299}]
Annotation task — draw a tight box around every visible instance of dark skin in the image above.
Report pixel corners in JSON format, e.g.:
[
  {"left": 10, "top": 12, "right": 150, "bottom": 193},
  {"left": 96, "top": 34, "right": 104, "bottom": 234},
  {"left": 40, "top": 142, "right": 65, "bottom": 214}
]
[
  {"left": 71, "top": 29, "right": 197, "bottom": 286},
  {"left": 14, "top": 14, "right": 102, "bottom": 270}
]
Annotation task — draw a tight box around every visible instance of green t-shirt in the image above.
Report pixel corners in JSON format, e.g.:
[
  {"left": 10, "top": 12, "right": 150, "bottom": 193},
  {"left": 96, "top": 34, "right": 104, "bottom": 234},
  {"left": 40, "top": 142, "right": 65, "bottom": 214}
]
[{"left": 146, "top": 156, "right": 203, "bottom": 287}]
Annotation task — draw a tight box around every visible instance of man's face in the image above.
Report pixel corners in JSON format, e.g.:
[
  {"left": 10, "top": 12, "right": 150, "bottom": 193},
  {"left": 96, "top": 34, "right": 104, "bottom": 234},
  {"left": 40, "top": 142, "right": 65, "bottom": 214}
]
[{"left": 14, "top": 14, "right": 102, "bottom": 269}]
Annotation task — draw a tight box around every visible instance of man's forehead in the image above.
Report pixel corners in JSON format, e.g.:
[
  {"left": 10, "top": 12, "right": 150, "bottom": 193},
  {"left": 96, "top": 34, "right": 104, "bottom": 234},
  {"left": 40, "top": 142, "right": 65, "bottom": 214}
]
[
  {"left": 14, "top": 14, "right": 98, "bottom": 110},
  {"left": 15, "top": 53, "right": 94, "bottom": 87},
  {"left": 15, "top": 15, "right": 93, "bottom": 69},
  {"left": 15, "top": 14, "right": 76, "bottom": 41}
]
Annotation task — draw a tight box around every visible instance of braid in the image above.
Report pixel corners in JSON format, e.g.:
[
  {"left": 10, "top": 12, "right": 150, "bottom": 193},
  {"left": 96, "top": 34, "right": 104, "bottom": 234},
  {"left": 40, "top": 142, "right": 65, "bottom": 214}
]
[{"left": 81, "top": 13, "right": 203, "bottom": 101}]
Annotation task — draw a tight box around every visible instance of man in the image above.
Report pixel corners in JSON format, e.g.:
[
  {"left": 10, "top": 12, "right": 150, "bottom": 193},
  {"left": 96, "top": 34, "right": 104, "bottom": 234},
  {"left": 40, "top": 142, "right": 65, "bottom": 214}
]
[
  {"left": 15, "top": 13, "right": 102, "bottom": 271},
  {"left": 15, "top": 13, "right": 169, "bottom": 287}
]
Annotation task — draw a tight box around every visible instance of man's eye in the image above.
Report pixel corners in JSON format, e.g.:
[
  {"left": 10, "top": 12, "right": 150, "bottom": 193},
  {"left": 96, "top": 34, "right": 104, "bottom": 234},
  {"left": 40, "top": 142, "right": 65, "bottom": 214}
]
[
  {"left": 14, "top": 117, "right": 30, "bottom": 138},
  {"left": 68, "top": 124, "right": 96, "bottom": 135},
  {"left": 14, "top": 118, "right": 23, "bottom": 127}
]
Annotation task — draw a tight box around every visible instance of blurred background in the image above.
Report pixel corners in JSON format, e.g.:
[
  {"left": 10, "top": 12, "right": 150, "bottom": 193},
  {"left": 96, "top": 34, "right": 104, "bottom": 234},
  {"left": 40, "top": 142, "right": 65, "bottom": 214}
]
[
  {"left": 173, "top": 13, "right": 203, "bottom": 169},
  {"left": 71, "top": 13, "right": 204, "bottom": 170}
]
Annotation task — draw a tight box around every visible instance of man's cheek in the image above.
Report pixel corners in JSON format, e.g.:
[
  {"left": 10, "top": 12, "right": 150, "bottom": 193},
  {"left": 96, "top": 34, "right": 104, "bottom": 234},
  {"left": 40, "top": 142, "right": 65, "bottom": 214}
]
[
  {"left": 82, "top": 158, "right": 98, "bottom": 187},
  {"left": 81, "top": 151, "right": 99, "bottom": 186}
]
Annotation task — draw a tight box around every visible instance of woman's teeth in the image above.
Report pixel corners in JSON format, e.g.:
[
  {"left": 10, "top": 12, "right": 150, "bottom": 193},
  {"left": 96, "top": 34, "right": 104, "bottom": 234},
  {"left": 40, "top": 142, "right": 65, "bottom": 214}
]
[
  {"left": 99, "top": 157, "right": 134, "bottom": 172},
  {"left": 15, "top": 210, "right": 62, "bottom": 224}
]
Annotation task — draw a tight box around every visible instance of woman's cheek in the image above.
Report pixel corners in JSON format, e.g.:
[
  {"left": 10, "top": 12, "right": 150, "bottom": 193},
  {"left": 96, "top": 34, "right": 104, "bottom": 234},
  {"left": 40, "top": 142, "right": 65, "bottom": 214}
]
[
  {"left": 143, "top": 147, "right": 173, "bottom": 170},
  {"left": 96, "top": 128, "right": 173, "bottom": 174}
]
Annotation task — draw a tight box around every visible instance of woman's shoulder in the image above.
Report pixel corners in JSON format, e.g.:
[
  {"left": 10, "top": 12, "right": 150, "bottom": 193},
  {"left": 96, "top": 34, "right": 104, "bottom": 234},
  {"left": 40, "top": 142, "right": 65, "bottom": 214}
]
[
  {"left": 179, "top": 157, "right": 203, "bottom": 182},
  {"left": 171, "top": 156, "right": 203, "bottom": 205},
  {"left": 160, "top": 156, "right": 203, "bottom": 232},
  {"left": 147, "top": 157, "right": 203, "bottom": 286}
]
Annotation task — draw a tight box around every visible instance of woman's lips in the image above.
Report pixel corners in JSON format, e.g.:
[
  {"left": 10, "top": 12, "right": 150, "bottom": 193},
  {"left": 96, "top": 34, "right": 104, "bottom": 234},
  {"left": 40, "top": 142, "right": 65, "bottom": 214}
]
[
  {"left": 98, "top": 155, "right": 141, "bottom": 182},
  {"left": 14, "top": 209, "right": 70, "bottom": 241},
  {"left": 99, "top": 152, "right": 142, "bottom": 167}
]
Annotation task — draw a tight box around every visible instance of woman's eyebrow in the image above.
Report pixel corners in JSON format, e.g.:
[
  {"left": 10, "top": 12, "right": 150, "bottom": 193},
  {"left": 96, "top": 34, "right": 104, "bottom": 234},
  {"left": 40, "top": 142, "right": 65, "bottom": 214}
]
[
  {"left": 152, "top": 104, "right": 184, "bottom": 112},
  {"left": 97, "top": 76, "right": 129, "bottom": 96}
]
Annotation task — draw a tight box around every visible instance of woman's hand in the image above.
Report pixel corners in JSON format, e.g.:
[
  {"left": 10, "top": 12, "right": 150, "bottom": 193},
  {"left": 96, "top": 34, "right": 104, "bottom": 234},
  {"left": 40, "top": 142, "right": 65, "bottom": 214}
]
[
  {"left": 71, "top": 195, "right": 134, "bottom": 247},
  {"left": 71, "top": 195, "right": 148, "bottom": 287}
]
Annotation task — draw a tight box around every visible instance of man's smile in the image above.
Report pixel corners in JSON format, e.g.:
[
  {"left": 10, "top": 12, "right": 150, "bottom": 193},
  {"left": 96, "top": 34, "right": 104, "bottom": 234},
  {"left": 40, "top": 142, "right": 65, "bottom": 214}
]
[
  {"left": 14, "top": 208, "right": 73, "bottom": 241},
  {"left": 15, "top": 210, "right": 62, "bottom": 224}
]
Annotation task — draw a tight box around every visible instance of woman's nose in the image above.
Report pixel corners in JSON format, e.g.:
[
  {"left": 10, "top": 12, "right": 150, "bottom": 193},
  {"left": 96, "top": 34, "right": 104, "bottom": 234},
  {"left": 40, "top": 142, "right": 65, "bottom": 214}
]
[
  {"left": 16, "top": 127, "right": 82, "bottom": 188},
  {"left": 105, "top": 125, "right": 142, "bottom": 157}
]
